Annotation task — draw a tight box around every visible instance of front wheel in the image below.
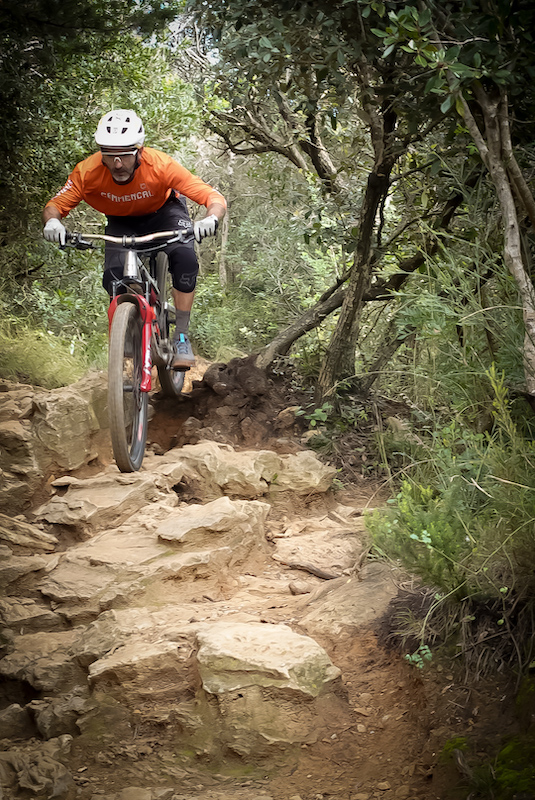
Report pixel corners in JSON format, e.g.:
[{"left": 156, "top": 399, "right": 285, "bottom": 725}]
[
  {"left": 108, "top": 302, "right": 148, "bottom": 472},
  {"left": 155, "top": 251, "right": 185, "bottom": 397}
]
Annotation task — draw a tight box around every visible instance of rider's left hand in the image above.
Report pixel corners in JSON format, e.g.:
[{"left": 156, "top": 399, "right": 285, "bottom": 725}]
[{"left": 193, "top": 214, "right": 219, "bottom": 243}]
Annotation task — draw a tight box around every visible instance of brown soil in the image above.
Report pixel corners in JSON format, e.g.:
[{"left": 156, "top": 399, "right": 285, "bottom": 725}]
[
  {"left": 96, "top": 358, "right": 521, "bottom": 799},
  {"left": 67, "top": 627, "right": 516, "bottom": 800},
  {"left": 4, "top": 357, "right": 523, "bottom": 800}
]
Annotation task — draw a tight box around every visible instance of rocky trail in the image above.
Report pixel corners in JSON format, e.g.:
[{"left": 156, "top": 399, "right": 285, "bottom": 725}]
[{"left": 0, "top": 361, "right": 517, "bottom": 800}]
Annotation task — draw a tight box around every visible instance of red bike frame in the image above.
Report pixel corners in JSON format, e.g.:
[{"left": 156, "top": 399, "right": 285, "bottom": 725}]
[{"left": 107, "top": 295, "right": 157, "bottom": 393}]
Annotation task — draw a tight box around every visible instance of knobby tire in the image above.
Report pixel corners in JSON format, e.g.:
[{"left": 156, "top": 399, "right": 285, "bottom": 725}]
[
  {"left": 155, "top": 252, "right": 185, "bottom": 397},
  {"left": 108, "top": 302, "right": 148, "bottom": 472}
]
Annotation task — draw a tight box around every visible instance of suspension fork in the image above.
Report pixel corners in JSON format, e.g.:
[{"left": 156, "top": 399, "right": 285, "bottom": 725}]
[{"left": 108, "top": 296, "right": 157, "bottom": 392}]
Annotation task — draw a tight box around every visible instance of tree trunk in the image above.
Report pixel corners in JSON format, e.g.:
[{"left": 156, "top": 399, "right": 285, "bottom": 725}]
[
  {"left": 255, "top": 283, "right": 346, "bottom": 370},
  {"left": 358, "top": 319, "right": 413, "bottom": 395},
  {"left": 254, "top": 183, "right": 471, "bottom": 372},
  {"left": 460, "top": 87, "right": 535, "bottom": 393},
  {"left": 315, "top": 163, "right": 395, "bottom": 400}
]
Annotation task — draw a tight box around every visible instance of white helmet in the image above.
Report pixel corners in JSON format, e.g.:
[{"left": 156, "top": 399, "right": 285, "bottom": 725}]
[{"left": 94, "top": 110, "right": 145, "bottom": 148}]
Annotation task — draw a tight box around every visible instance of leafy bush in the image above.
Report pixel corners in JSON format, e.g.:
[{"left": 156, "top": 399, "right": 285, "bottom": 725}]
[
  {"left": 191, "top": 274, "right": 281, "bottom": 360},
  {"left": 366, "top": 367, "right": 535, "bottom": 673}
]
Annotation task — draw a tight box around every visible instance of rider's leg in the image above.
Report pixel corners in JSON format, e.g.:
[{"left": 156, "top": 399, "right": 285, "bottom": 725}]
[
  {"left": 172, "top": 288, "right": 195, "bottom": 334},
  {"left": 103, "top": 248, "right": 127, "bottom": 295},
  {"left": 167, "top": 242, "right": 198, "bottom": 369}
]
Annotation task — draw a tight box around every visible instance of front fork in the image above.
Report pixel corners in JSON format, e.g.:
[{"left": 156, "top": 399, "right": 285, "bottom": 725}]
[{"left": 108, "top": 296, "right": 156, "bottom": 393}]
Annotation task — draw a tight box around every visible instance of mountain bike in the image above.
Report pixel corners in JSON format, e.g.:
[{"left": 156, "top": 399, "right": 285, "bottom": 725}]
[{"left": 66, "top": 227, "right": 194, "bottom": 473}]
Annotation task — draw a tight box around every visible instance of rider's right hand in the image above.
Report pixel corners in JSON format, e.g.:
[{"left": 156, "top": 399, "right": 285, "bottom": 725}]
[{"left": 43, "top": 218, "right": 66, "bottom": 245}]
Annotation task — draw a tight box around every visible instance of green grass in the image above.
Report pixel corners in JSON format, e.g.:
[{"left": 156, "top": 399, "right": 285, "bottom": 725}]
[{"left": 0, "top": 322, "right": 88, "bottom": 388}]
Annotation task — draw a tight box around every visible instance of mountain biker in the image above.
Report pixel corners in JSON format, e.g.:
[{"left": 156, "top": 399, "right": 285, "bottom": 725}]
[{"left": 42, "top": 109, "right": 226, "bottom": 370}]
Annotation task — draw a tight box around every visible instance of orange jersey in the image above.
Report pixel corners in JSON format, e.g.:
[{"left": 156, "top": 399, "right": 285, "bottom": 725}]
[{"left": 46, "top": 147, "right": 226, "bottom": 218}]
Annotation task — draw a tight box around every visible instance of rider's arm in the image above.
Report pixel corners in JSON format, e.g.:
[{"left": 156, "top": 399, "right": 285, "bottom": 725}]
[
  {"left": 163, "top": 155, "right": 227, "bottom": 214},
  {"left": 43, "top": 164, "right": 85, "bottom": 219},
  {"left": 42, "top": 204, "right": 67, "bottom": 244},
  {"left": 42, "top": 166, "right": 85, "bottom": 244},
  {"left": 193, "top": 200, "right": 227, "bottom": 242},
  {"left": 205, "top": 201, "right": 226, "bottom": 224},
  {"left": 42, "top": 205, "right": 62, "bottom": 225}
]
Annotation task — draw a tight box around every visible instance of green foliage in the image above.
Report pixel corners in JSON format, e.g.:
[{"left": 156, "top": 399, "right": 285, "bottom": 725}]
[
  {"left": 440, "top": 736, "right": 468, "bottom": 763},
  {"left": 295, "top": 402, "right": 334, "bottom": 427},
  {"left": 369, "top": 477, "right": 477, "bottom": 596},
  {"left": 190, "top": 274, "right": 280, "bottom": 360},
  {"left": 436, "top": 732, "right": 535, "bottom": 800},
  {"left": 365, "top": 0, "right": 535, "bottom": 107},
  {"left": 405, "top": 643, "right": 432, "bottom": 669},
  {"left": 366, "top": 368, "right": 535, "bottom": 671},
  {"left": 0, "top": 315, "right": 87, "bottom": 389},
  {"left": 493, "top": 737, "right": 535, "bottom": 796},
  {"left": 464, "top": 735, "right": 535, "bottom": 800},
  {"left": 370, "top": 163, "right": 528, "bottom": 418}
]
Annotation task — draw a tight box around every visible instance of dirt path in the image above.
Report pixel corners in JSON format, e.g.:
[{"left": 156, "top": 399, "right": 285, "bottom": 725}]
[{"left": 0, "top": 362, "right": 519, "bottom": 800}]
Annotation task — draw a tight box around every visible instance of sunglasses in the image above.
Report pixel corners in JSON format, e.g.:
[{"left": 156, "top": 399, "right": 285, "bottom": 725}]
[{"left": 100, "top": 150, "right": 138, "bottom": 160}]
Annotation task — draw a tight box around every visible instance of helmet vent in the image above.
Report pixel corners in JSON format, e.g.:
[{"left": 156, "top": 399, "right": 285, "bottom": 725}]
[{"left": 95, "top": 110, "right": 145, "bottom": 148}]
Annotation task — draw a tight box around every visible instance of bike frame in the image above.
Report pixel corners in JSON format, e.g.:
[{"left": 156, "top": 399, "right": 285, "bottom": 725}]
[
  {"left": 64, "top": 225, "right": 196, "bottom": 473},
  {"left": 68, "top": 228, "right": 192, "bottom": 392}
]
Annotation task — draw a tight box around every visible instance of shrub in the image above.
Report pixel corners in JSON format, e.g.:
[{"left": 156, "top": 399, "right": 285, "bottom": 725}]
[{"left": 366, "top": 367, "right": 535, "bottom": 675}]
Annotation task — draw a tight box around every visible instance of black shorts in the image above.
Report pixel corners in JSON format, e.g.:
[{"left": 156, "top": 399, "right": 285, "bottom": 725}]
[{"left": 102, "top": 193, "right": 199, "bottom": 295}]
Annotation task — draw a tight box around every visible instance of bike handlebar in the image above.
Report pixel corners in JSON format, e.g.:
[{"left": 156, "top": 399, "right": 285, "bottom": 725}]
[{"left": 65, "top": 226, "right": 195, "bottom": 250}]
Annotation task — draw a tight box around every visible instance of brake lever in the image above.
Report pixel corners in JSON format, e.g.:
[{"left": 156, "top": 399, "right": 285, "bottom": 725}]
[{"left": 62, "top": 232, "right": 94, "bottom": 251}]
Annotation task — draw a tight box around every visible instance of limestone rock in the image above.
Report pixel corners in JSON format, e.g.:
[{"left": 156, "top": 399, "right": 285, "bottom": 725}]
[
  {"left": 78, "top": 607, "right": 199, "bottom": 707},
  {"left": 289, "top": 581, "right": 313, "bottom": 595},
  {"left": 0, "top": 512, "right": 58, "bottom": 552},
  {"left": 270, "top": 449, "right": 336, "bottom": 494},
  {"left": 28, "top": 690, "right": 89, "bottom": 739},
  {"left": 272, "top": 514, "right": 365, "bottom": 576},
  {"left": 75, "top": 608, "right": 164, "bottom": 665},
  {"left": 154, "top": 441, "right": 335, "bottom": 498},
  {"left": 72, "top": 370, "right": 108, "bottom": 431},
  {"left": 0, "top": 374, "right": 109, "bottom": 513},
  {"left": 196, "top": 621, "right": 341, "bottom": 698},
  {"left": 0, "top": 420, "right": 40, "bottom": 512},
  {"left": 114, "top": 791, "right": 153, "bottom": 800},
  {"left": 0, "top": 547, "right": 48, "bottom": 588},
  {"left": 0, "top": 704, "right": 35, "bottom": 740},
  {"left": 0, "top": 420, "right": 37, "bottom": 476},
  {"left": 31, "top": 384, "right": 100, "bottom": 470},
  {"left": 299, "top": 563, "right": 397, "bottom": 635},
  {"left": 193, "top": 621, "right": 344, "bottom": 755},
  {"left": 158, "top": 441, "right": 279, "bottom": 497},
  {"left": 0, "top": 474, "right": 35, "bottom": 516},
  {"left": 0, "top": 736, "right": 75, "bottom": 798},
  {"left": 38, "top": 498, "right": 269, "bottom": 620},
  {"left": 0, "top": 384, "right": 34, "bottom": 421},
  {"left": 96, "top": 789, "right": 176, "bottom": 800},
  {"left": 0, "top": 630, "right": 84, "bottom": 691},
  {"left": 0, "top": 597, "right": 63, "bottom": 633},
  {"left": 87, "top": 639, "right": 194, "bottom": 704},
  {"left": 155, "top": 496, "right": 269, "bottom": 544},
  {"left": 76, "top": 694, "right": 134, "bottom": 743},
  {"left": 34, "top": 472, "right": 161, "bottom": 531}
]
